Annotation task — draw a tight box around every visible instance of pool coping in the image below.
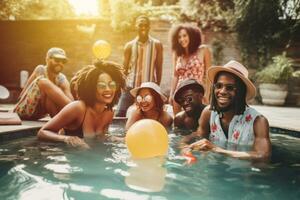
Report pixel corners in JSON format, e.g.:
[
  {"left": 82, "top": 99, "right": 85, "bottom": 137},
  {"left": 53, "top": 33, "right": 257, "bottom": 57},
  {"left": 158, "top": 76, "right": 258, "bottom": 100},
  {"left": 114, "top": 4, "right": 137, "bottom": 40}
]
[{"left": 0, "top": 118, "right": 299, "bottom": 143}]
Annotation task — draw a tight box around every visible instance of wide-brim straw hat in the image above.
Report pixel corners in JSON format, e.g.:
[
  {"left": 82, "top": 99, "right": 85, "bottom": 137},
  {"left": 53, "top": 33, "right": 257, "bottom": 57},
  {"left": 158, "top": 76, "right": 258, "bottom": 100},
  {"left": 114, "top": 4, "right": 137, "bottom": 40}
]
[
  {"left": 130, "top": 82, "right": 167, "bottom": 102},
  {"left": 207, "top": 60, "right": 256, "bottom": 101}
]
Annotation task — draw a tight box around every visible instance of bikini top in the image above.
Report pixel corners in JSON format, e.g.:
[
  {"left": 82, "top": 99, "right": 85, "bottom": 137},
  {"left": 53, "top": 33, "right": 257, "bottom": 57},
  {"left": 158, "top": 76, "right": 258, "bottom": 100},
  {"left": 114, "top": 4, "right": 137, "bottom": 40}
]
[{"left": 64, "top": 108, "right": 88, "bottom": 138}]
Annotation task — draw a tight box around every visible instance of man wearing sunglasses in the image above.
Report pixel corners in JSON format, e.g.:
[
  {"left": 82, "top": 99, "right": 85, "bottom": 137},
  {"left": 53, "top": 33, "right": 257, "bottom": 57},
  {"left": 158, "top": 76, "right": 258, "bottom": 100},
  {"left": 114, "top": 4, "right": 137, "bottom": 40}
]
[
  {"left": 180, "top": 60, "right": 271, "bottom": 160},
  {"left": 115, "top": 15, "right": 163, "bottom": 117},
  {"left": 173, "top": 79, "right": 206, "bottom": 132},
  {"left": 14, "top": 47, "right": 73, "bottom": 120}
]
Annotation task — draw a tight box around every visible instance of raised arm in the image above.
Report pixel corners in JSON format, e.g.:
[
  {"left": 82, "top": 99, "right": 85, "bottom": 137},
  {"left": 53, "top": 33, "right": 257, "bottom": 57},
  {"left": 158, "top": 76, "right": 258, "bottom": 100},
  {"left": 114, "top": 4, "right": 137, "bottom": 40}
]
[{"left": 155, "top": 42, "right": 163, "bottom": 85}]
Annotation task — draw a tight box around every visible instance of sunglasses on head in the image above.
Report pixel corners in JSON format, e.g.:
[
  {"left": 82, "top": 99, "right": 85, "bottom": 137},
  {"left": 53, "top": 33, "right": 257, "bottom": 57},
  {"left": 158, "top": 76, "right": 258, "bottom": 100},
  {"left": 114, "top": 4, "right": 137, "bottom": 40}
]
[
  {"left": 177, "top": 95, "right": 193, "bottom": 105},
  {"left": 52, "top": 57, "right": 67, "bottom": 64},
  {"left": 136, "top": 94, "right": 153, "bottom": 103},
  {"left": 97, "top": 81, "right": 117, "bottom": 90},
  {"left": 214, "top": 82, "right": 237, "bottom": 92}
]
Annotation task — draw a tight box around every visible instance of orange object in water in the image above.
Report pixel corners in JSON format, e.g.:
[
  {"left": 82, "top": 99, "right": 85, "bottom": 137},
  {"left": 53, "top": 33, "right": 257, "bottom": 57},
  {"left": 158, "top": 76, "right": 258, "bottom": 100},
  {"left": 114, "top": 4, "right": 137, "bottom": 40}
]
[{"left": 183, "top": 152, "right": 197, "bottom": 164}]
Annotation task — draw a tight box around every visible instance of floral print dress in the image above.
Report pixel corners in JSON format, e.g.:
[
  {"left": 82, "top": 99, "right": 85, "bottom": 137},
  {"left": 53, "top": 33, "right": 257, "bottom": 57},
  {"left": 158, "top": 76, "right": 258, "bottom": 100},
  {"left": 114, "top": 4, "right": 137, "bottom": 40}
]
[
  {"left": 175, "top": 50, "right": 205, "bottom": 87},
  {"left": 209, "top": 107, "right": 261, "bottom": 146}
]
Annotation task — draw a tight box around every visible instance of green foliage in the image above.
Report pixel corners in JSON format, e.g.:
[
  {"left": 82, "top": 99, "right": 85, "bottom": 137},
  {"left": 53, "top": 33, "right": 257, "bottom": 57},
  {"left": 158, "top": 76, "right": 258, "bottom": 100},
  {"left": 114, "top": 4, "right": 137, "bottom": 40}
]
[
  {"left": 256, "top": 53, "right": 294, "bottom": 84},
  {"left": 0, "top": 0, "right": 75, "bottom": 20},
  {"left": 0, "top": 0, "right": 31, "bottom": 20},
  {"left": 109, "top": 0, "right": 141, "bottom": 32},
  {"left": 233, "top": 0, "right": 300, "bottom": 69},
  {"left": 211, "top": 39, "right": 225, "bottom": 65},
  {"left": 179, "top": 0, "right": 234, "bottom": 31}
]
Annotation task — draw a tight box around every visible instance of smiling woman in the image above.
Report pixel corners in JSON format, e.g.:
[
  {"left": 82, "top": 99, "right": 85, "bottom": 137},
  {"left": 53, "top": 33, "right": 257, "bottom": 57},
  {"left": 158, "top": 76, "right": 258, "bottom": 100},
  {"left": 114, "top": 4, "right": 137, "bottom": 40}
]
[{"left": 68, "top": 0, "right": 99, "bottom": 16}]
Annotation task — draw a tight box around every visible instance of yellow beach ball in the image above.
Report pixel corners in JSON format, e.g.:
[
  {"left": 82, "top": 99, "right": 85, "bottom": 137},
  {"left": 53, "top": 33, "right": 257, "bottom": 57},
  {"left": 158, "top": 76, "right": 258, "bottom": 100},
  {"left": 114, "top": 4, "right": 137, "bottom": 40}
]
[
  {"left": 92, "top": 40, "right": 111, "bottom": 59},
  {"left": 125, "top": 119, "right": 169, "bottom": 159}
]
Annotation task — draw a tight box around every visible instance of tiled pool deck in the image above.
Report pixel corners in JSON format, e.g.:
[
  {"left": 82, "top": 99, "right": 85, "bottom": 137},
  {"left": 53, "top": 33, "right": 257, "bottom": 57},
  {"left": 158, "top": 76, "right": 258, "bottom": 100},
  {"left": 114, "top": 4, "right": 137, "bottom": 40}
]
[{"left": 0, "top": 104, "right": 299, "bottom": 139}]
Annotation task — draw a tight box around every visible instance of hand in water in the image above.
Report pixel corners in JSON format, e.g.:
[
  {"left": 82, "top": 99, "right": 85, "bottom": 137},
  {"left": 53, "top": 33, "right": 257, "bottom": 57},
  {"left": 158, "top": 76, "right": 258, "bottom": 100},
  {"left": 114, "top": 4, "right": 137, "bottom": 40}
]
[
  {"left": 189, "top": 138, "right": 216, "bottom": 151},
  {"left": 64, "top": 136, "right": 90, "bottom": 149}
]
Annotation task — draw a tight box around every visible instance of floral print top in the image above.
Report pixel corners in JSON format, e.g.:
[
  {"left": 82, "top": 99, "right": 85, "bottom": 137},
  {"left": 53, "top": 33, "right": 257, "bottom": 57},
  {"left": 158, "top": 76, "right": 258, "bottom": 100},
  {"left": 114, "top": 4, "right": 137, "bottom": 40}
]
[
  {"left": 209, "top": 107, "right": 261, "bottom": 145},
  {"left": 175, "top": 50, "right": 205, "bottom": 86}
]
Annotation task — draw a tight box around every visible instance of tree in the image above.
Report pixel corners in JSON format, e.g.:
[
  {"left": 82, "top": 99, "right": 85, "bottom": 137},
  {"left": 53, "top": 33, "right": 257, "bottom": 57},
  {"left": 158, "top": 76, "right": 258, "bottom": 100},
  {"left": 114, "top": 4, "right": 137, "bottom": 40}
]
[{"left": 0, "top": 0, "right": 75, "bottom": 20}]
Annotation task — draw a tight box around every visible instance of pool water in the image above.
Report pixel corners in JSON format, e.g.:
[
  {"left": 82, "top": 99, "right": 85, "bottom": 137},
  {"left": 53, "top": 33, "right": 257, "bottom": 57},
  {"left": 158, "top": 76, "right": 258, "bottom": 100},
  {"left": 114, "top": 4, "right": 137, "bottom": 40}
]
[{"left": 0, "top": 128, "right": 299, "bottom": 200}]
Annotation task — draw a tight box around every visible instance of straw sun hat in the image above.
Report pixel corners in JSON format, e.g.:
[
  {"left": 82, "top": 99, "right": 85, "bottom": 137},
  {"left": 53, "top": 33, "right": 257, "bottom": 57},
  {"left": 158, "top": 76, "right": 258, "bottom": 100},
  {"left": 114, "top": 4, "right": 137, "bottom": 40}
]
[
  {"left": 130, "top": 82, "right": 167, "bottom": 102},
  {"left": 208, "top": 60, "right": 256, "bottom": 101}
]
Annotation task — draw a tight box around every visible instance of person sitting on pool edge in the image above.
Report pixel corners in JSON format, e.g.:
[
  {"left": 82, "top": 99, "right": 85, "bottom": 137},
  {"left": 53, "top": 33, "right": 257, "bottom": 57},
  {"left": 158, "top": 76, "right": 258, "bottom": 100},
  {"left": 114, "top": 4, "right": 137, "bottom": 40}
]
[
  {"left": 125, "top": 82, "right": 173, "bottom": 130},
  {"left": 14, "top": 47, "right": 73, "bottom": 120},
  {"left": 180, "top": 60, "right": 271, "bottom": 160},
  {"left": 173, "top": 79, "right": 206, "bottom": 133},
  {"left": 37, "top": 60, "right": 126, "bottom": 148}
]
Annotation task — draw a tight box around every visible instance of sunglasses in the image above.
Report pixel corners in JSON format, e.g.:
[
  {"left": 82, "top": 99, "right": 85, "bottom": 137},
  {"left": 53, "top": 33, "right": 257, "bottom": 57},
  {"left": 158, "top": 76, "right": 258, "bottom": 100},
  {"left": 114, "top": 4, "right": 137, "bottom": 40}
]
[
  {"left": 97, "top": 81, "right": 117, "bottom": 90},
  {"left": 214, "top": 83, "right": 237, "bottom": 92},
  {"left": 177, "top": 95, "right": 193, "bottom": 105},
  {"left": 52, "top": 57, "right": 67, "bottom": 64},
  {"left": 136, "top": 94, "right": 153, "bottom": 103}
]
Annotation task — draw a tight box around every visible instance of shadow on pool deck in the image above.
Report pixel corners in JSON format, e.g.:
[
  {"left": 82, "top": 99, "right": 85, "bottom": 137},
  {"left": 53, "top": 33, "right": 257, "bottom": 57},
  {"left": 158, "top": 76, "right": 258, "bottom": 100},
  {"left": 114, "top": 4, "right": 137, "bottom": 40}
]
[{"left": 0, "top": 104, "right": 299, "bottom": 140}]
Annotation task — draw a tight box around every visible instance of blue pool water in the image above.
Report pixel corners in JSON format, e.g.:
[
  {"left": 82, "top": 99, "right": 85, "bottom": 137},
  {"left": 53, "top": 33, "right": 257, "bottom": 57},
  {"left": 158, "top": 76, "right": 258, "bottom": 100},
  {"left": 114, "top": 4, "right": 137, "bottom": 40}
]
[{"left": 0, "top": 126, "right": 299, "bottom": 200}]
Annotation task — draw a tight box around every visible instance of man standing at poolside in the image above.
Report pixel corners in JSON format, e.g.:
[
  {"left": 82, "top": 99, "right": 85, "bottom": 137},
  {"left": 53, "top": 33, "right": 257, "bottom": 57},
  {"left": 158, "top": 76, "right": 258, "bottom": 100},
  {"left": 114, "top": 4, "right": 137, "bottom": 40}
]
[
  {"left": 115, "top": 15, "right": 163, "bottom": 117},
  {"left": 173, "top": 79, "right": 206, "bottom": 132},
  {"left": 14, "top": 47, "right": 73, "bottom": 120},
  {"left": 181, "top": 60, "right": 271, "bottom": 160}
]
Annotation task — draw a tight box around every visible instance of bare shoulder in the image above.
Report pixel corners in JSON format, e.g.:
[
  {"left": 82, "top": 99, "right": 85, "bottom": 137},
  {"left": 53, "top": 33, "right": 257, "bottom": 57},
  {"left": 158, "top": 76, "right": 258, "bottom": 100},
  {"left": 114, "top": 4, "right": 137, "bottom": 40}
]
[
  {"left": 63, "top": 101, "right": 86, "bottom": 115},
  {"left": 253, "top": 115, "right": 269, "bottom": 137},
  {"left": 124, "top": 40, "right": 135, "bottom": 50},
  {"left": 162, "top": 110, "right": 173, "bottom": 126},
  {"left": 201, "top": 106, "right": 212, "bottom": 118},
  {"left": 174, "top": 111, "right": 185, "bottom": 125}
]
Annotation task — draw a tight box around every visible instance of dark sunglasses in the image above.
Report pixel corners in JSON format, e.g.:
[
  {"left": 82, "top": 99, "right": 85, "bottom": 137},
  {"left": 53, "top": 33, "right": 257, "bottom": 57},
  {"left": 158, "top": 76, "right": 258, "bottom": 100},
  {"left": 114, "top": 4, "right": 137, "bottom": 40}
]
[
  {"left": 214, "top": 83, "right": 237, "bottom": 92},
  {"left": 177, "top": 95, "right": 193, "bottom": 104},
  {"left": 52, "top": 57, "right": 67, "bottom": 64}
]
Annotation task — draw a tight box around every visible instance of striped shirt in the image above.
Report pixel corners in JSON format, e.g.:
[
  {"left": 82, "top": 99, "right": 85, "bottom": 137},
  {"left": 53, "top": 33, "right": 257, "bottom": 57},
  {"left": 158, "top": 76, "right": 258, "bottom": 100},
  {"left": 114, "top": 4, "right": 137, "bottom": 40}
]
[{"left": 127, "top": 36, "right": 159, "bottom": 88}]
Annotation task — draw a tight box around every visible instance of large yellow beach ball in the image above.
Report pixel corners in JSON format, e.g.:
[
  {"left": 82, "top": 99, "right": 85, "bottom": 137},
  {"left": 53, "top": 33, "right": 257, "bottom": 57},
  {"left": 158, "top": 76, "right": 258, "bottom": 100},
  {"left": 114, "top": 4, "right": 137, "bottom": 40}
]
[
  {"left": 92, "top": 40, "right": 111, "bottom": 59},
  {"left": 126, "top": 119, "right": 169, "bottom": 159}
]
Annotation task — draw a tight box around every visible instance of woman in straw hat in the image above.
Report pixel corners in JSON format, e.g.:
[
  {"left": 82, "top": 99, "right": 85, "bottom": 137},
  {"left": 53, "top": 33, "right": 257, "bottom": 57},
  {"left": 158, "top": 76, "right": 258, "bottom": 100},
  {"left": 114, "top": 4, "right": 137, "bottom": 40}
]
[
  {"left": 125, "top": 82, "right": 173, "bottom": 130},
  {"left": 180, "top": 60, "right": 271, "bottom": 160}
]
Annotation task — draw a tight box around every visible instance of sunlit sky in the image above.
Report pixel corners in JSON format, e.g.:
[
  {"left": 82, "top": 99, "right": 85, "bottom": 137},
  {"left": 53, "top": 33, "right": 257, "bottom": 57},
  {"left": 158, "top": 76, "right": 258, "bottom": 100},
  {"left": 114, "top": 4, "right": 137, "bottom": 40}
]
[{"left": 68, "top": 0, "right": 99, "bottom": 16}]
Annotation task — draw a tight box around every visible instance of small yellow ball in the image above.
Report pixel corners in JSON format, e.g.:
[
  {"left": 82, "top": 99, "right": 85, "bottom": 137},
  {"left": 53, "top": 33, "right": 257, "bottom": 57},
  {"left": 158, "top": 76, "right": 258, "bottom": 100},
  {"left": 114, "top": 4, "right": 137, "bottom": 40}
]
[{"left": 92, "top": 40, "right": 111, "bottom": 59}]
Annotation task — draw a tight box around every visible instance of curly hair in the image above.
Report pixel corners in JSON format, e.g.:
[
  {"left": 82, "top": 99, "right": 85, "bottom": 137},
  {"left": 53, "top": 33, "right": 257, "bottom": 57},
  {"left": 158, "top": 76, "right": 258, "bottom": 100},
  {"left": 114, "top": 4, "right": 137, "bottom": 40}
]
[
  {"left": 77, "top": 60, "right": 126, "bottom": 109},
  {"left": 70, "top": 65, "right": 95, "bottom": 100},
  {"left": 170, "top": 24, "right": 202, "bottom": 56}
]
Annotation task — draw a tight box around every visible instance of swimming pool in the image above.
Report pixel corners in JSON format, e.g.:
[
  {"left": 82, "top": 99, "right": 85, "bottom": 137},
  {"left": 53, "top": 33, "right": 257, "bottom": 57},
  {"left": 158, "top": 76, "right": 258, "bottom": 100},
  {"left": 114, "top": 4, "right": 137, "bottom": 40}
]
[{"left": 0, "top": 124, "right": 299, "bottom": 200}]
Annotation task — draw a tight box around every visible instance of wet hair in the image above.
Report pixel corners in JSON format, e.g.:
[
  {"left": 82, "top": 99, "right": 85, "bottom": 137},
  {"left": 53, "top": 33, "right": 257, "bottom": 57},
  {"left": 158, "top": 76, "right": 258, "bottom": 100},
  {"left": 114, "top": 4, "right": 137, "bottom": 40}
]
[
  {"left": 136, "top": 88, "right": 164, "bottom": 114},
  {"left": 70, "top": 65, "right": 95, "bottom": 100},
  {"left": 77, "top": 60, "right": 126, "bottom": 109},
  {"left": 170, "top": 24, "right": 202, "bottom": 56},
  {"left": 210, "top": 72, "right": 247, "bottom": 115}
]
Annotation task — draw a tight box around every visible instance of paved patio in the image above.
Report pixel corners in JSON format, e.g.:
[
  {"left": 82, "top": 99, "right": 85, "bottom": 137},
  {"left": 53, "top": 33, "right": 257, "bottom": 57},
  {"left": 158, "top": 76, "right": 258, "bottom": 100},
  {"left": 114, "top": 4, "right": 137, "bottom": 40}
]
[{"left": 0, "top": 104, "right": 299, "bottom": 136}]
